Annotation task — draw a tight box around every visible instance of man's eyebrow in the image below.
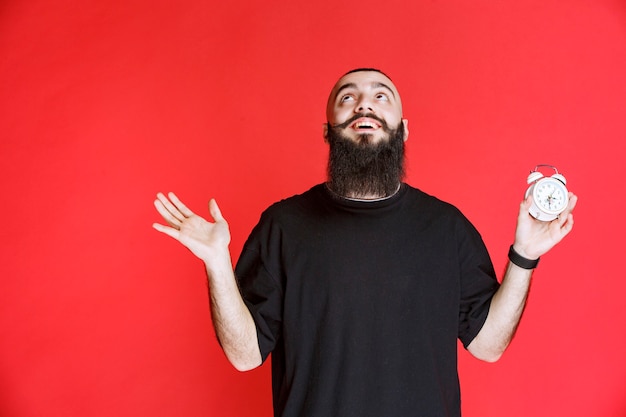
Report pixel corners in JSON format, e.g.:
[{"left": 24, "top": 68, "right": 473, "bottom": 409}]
[
  {"left": 334, "top": 82, "right": 357, "bottom": 99},
  {"left": 334, "top": 82, "right": 396, "bottom": 99},
  {"left": 372, "top": 82, "right": 396, "bottom": 98}
]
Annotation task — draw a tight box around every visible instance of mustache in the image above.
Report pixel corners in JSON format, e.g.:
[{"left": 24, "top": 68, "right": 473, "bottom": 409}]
[{"left": 329, "top": 113, "right": 390, "bottom": 131}]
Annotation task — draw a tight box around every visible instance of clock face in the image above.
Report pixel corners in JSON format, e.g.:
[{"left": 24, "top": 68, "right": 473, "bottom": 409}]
[{"left": 533, "top": 178, "right": 568, "bottom": 213}]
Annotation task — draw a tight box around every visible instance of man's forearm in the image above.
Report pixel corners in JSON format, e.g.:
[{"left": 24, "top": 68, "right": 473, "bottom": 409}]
[
  {"left": 205, "top": 254, "right": 262, "bottom": 372},
  {"left": 467, "top": 262, "right": 533, "bottom": 362}
]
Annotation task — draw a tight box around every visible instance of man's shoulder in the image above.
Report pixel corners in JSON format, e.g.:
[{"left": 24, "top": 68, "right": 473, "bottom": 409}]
[
  {"left": 269, "top": 183, "right": 324, "bottom": 206},
  {"left": 402, "top": 184, "right": 461, "bottom": 214},
  {"left": 261, "top": 183, "right": 326, "bottom": 217}
]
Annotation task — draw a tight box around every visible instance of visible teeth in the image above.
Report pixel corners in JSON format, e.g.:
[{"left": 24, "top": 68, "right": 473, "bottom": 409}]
[{"left": 355, "top": 122, "right": 377, "bottom": 128}]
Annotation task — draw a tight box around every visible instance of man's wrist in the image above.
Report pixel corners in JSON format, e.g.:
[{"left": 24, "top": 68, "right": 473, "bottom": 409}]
[{"left": 508, "top": 245, "right": 540, "bottom": 269}]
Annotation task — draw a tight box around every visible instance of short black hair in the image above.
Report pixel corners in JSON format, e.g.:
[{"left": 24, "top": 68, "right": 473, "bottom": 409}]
[{"left": 343, "top": 68, "right": 393, "bottom": 81}]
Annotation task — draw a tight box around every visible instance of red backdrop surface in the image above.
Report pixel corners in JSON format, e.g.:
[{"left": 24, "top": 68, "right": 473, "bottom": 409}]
[{"left": 1, "top": 0, "right": 625, "bottom": 416}]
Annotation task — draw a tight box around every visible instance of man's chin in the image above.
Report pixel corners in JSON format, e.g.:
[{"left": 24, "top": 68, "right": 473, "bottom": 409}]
[
  {"left": 355, "top": 133, "right": 373, "bottom": 145},
  {"left": 354, "top": 132, "right": 388, "bottom": 145}
]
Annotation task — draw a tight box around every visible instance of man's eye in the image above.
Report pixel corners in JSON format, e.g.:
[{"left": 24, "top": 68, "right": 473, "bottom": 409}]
[
  {"left": 376, "top": 93, "right": 389, "bottom": 101},
  {"left": 340, "top": 95, "right": 354, "bottom": 102}
]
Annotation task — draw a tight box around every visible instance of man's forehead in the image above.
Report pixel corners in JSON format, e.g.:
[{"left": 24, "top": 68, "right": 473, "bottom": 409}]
[{"left": 331, "top": 71, "right": 400, "bottom": 98}]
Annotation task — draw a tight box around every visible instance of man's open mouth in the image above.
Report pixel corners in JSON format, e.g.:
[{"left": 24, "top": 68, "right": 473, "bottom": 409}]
[{"left": 351, "top": 118, "right": 381, "bottom": 130}]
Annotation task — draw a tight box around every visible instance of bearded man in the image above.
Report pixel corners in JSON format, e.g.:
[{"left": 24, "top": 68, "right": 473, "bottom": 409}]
[{"left": 153, "top": 68, "right": 577, "bottom": 417}]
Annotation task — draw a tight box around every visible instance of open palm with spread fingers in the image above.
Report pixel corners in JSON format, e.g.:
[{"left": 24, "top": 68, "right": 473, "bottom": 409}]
[{"left": 153, "top": 192, "right": 231, "bottom": 263}]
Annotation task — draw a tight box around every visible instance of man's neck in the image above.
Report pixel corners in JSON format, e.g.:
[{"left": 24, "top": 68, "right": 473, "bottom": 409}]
[{"left": 326, "top": 182, "right": 402, "bottom": 201}]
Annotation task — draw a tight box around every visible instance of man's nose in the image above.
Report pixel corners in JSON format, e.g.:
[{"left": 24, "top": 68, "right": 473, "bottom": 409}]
[{"left": 355, "top": 97, "right": 374, "bottom": 113}]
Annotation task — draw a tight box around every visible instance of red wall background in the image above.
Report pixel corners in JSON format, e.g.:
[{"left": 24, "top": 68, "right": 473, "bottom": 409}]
[{"left": 1, "top": 0, "right": 625, "bottom": 416}]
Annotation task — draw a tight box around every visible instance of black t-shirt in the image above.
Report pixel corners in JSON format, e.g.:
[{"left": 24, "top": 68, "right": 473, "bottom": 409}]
[{"left": 235, "top": 183, "right": 499, "bottom": 417}]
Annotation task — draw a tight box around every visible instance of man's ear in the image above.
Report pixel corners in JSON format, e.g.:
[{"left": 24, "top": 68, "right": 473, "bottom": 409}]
[
  {"left": 402, "top": 119, "right": 409, "bottom": 142},
  {"left": 323, "top": 123, "right": 329, "bottom": 143}
]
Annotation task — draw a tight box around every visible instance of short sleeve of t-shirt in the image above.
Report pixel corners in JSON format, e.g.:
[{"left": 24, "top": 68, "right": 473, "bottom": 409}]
[
  {"left": 236, "top": 211, "right": 285, "bottom": 362},
  {"left": 455, "top": 214, "right": 500, "bottom": 347}
]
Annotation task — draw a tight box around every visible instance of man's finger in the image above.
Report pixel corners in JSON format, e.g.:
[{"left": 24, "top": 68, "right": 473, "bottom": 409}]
[
  {"left": 154, "top": 199, "right": 183, "bottom": 227},
  {"left": 209, "top": 198, "right": 224, "bottom": 222},
  {"left": 152, "top": 222, "right": 181, "bottom": 240},
  {"left": 168, "top": 192, "right": 195, "bottom": 218},
  {"left": 156, "top": 192, "right": 186, "bottom": 222}
]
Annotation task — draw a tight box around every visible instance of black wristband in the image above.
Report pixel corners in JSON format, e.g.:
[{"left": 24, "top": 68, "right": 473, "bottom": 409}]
[{"left": 508, "top": 245, "right": 540, "bottom": 269}]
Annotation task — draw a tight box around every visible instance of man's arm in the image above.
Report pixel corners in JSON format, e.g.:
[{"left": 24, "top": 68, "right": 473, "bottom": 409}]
[
  {"left": 153, "top": 192, "right": 262, "bottom": 371},
  {"left": 467, "top": 192, "right": 578, "bottom": 362}
]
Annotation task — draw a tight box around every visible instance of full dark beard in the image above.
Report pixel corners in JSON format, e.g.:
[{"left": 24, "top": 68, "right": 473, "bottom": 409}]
[{"left": 326, "top": 119, "right": 406, "bottom": 198}]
